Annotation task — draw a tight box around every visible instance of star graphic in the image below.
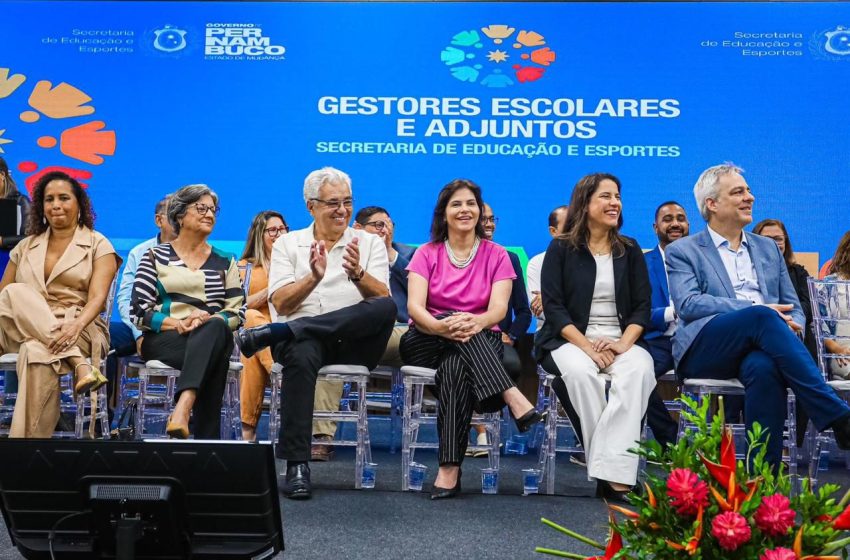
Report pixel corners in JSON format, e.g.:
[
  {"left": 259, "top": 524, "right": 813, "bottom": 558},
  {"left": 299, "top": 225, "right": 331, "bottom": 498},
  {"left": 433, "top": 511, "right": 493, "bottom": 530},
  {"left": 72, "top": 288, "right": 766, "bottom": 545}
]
[
  {"left": 487, "top": 50, "right": 509, "bottom": 63},
  {"left": 0, "top": 129, "right": 12, "bottom": 153}
]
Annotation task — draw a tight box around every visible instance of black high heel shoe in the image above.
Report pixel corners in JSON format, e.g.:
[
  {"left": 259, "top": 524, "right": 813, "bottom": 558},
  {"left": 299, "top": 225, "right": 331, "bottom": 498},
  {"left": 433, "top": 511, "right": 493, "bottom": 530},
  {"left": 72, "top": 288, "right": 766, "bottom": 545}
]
[
  {"left": 595, "top": 480, "right": 636, "bottom": 503},
  {"left": 431, "top": 468, "right": 462, "bottom": 500},
  {"left": 514, "top": 409, "right": 547, "bottom": 433}
]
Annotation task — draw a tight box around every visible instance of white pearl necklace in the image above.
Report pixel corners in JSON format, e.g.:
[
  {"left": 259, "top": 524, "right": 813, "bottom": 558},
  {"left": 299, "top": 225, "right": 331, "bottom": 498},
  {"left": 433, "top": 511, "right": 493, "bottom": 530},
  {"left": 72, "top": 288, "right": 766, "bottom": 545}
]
[{"left": 445, "top": 236, "right": 481, "bottom": 269}]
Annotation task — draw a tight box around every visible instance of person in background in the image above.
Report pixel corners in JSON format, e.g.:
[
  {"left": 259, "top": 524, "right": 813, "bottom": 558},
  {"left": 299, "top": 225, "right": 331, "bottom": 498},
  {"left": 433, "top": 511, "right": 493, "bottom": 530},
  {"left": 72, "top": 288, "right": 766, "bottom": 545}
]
[
  {"left": 469, "top": 202, "right": 532, "bottom": 455},
  {"left": 400, "top": 179, "right": 543, "bottom": 500},
  {"left": 536, "top": 173, "right": 655, "bottom": 501},
  {"left": 642, "top": 201, "right": 690, "bottom": 448},
  {"left": 131, "top": 184, "right": 244, "bottom": 440},
  {"left": 820, "top": 231, "right": 850, "bottom": 379},
  {"left": 107, "top": 195, "right": 175, "bottom": 405},
  {"left": 238, "top": 210, "right": 288, "bottom": 441},
  {"left": 353, "top": 205, "right": 416, "bottom": 366},
  {"left": 0, "top": 157, "right": 31, "bottom": 276},
  {"left": 526, "top": 205, "right": 569, "bottom": 332},
  {"left": 0, "top": 171, "right": 120, "bottom": 437}
]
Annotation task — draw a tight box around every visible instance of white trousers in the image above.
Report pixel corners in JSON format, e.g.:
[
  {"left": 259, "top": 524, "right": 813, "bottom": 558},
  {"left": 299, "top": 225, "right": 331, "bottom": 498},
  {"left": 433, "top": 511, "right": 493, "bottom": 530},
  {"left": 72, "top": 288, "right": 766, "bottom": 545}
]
[{"left": 550, "top": 342, "right": 656, "bottom": 486}]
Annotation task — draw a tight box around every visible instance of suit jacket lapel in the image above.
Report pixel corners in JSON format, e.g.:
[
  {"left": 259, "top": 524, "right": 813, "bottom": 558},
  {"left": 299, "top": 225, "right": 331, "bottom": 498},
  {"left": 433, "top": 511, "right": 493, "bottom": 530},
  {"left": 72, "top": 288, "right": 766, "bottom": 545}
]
[
  {"left": 25, "top": 231, "right": 49, "bottom": 292},
  {"left": 698, "top": 230, "right": 736, "bottom": 298},
  {"left": 46, "top": 226, "right": 91, "bottom": 286}
]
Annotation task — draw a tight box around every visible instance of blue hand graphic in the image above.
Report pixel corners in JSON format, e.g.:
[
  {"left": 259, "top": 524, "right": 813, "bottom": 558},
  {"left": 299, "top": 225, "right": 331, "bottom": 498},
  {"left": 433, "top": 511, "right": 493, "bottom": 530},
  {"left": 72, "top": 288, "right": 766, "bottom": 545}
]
[
  {"left": 450, "top": 65, "right": 481, "bottom": 83},
  {"left": 451, "top": 30, "right": 481, "bottom": 47},
  {"left": 441, "top": 47, "right": 469, "bottom": 66}
]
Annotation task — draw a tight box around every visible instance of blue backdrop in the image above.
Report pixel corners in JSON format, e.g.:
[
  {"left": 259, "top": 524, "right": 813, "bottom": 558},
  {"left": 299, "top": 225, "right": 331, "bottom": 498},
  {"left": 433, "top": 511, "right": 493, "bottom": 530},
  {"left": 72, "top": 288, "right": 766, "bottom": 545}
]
[{"left": 1, "top": 1, "right": 848, "bottom": 264}]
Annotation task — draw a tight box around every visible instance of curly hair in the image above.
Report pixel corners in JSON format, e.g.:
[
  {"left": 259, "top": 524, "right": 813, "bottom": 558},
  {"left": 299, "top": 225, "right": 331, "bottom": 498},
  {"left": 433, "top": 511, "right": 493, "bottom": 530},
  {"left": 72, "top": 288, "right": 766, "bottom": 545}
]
[{"left": 27, "top": 171, "right": 95, "bottom": 235}]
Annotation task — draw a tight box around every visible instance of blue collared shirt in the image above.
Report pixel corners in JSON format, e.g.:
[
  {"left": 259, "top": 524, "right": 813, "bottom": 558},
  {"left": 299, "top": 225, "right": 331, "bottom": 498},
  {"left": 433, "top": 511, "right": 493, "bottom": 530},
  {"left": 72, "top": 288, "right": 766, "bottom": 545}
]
[
  {"left": 117, "top": 236, "right": 159, "bottom": 339},
  {"left": 707, "top": 226, "right": 764, "bottom": 305}
]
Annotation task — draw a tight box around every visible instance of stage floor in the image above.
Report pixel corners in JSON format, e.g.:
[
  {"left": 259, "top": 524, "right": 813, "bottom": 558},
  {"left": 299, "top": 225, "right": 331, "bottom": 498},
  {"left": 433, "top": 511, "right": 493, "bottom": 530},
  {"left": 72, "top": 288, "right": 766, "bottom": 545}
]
[{"left": 1, "top": 447, "right": 849, "bottom": 559}]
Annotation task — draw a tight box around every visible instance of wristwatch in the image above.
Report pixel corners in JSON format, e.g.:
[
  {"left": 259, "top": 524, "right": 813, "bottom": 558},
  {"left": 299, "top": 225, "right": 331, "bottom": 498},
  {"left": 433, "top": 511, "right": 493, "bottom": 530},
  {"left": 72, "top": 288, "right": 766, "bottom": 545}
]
[{"left": 350, "top": 267, "right": 365, "bottom": 282}]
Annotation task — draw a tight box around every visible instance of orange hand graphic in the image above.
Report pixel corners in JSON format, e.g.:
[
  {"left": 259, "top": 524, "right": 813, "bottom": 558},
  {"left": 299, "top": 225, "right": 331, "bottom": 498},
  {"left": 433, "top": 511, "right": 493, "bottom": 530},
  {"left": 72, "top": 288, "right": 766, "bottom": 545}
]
[
  {"left": 515, "top": 30, "right": 545, "bottom": 47},
  {"left": 59, "top": 121, "right": 116, "bottom": 165},
  {"left": 0, "top": 68, "right": 26, "bottom": 99},
  {"left": 27, "top": 80, "right": 95, "bottom": 120}
]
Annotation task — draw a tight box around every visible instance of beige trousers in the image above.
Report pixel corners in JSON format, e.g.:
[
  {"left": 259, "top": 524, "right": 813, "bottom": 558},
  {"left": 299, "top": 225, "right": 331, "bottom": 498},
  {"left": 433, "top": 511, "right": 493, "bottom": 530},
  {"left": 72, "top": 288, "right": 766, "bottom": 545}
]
[{"left": 0, "top": 283, "right": 95, "bottom": 438}]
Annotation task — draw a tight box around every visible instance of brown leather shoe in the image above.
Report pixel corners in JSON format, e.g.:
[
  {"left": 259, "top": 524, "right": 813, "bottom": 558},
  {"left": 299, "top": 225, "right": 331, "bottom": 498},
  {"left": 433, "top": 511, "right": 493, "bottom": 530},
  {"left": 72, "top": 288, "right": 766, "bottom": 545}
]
[{"left": 310, "top": 435, "right": 335, "bottom": 462}]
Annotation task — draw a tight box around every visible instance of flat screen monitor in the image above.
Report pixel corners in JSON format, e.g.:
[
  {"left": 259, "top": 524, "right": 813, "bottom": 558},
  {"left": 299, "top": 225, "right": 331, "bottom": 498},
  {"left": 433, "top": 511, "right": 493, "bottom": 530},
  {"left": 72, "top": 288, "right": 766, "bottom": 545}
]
[{"left": 0, "top": 439, "right": 284, "bottom": 559}]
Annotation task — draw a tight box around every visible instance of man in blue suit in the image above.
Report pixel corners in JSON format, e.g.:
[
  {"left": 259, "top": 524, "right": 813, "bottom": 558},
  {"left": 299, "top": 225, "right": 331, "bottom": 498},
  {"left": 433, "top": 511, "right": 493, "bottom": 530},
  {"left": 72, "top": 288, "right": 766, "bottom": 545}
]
[
  {"left": 642, "top": 201, "right": 690, "bottom": 447},
  {"left": 666, "top": 163, "right": 850, "bottom": 467},
  {"left": 354, "top": 205, "right": 416, "bottom": 366}
]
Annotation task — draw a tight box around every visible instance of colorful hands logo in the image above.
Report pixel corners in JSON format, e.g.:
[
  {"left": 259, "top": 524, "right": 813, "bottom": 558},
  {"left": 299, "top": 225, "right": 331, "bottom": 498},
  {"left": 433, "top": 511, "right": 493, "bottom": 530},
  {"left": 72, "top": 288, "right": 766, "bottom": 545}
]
[
  {"left": 0, "top": 67, "right": 116, "bottom": 194},
  {"left": 441, "top": 25, "right": 556, "bottom": 87}
]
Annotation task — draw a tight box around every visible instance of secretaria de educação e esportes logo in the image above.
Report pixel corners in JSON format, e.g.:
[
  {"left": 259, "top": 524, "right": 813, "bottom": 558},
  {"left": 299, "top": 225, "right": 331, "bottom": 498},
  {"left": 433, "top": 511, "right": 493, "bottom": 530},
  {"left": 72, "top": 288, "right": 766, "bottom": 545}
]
[
  {"left": 441, "top": 24, "right": 556, "bottom": 87},
  {"left": 809, "top": 25, "right": 850, "bottom": 60}
]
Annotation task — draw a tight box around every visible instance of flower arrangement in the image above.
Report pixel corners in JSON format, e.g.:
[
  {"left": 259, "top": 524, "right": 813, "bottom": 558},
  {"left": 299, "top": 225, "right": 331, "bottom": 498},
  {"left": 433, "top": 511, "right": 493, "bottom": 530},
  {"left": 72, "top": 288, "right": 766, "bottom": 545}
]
[{"left": 536, "top": 396, "right": 850, "bottom": 559}]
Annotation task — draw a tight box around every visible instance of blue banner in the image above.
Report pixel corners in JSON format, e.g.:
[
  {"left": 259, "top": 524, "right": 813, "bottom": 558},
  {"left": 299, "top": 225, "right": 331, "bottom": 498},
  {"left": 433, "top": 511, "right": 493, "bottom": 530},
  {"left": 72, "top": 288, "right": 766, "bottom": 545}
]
[{"left": 1, "top": 1, "right": 848, "bottom": 263}]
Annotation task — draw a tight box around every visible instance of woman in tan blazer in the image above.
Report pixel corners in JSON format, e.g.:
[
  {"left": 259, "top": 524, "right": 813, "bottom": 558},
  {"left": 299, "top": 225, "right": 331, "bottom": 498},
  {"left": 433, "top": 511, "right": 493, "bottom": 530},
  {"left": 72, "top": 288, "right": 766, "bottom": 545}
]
[{"left": 0, "top": 171, "right": 120, "bottom": 438}]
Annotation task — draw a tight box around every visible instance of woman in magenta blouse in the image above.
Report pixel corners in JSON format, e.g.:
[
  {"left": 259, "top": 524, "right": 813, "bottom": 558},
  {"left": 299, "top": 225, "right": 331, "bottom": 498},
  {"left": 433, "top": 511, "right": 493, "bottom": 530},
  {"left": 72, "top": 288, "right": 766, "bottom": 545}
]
[{"left": 400, "top": 179, "right": 543, "bottom": 500}]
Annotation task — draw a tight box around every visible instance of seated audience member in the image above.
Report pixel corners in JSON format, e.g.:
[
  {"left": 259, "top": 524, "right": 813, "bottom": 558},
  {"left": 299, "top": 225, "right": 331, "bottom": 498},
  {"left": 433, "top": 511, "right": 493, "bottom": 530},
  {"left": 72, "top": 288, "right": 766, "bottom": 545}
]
[
  {"left": 821, "top": 231, "right": 850, "bottom": 379},
  {"left": 526, "top": 205, "right": 569, "bottom": 331},
  {"left": 238, "top": 210, "right": 288, "bottom": 441},
  {"left": 666, "top": 163, "right": 850, "bottom": 469},
  {"left": 107, "top": 195, "right": 175, "bottom": 398},
  {"left": 642, "top": 201, "right": 690, "bottom": 447},
  {"left": 0, "top": 171, "right": 120, "bottom": 437},
  {"left": 536, "top": 173, "right": 655, "bottom": 501},
  {"left": 0, "top": 156, "right": 31, "bottom": 275},
  {"left": 131, "top": 184, "right": 244, "bottom": 440},
  {"left": 236, "top": 167, "right": 396, "bottom": 500},
  {"left": 753, "top": 219, "right": 816, "bottom": 358},
  {"left": 399, "top": 179, "right": 543, "bottom": 500},
  {"left": 353, "top": 205, "right": 416, "bottom": 366}
]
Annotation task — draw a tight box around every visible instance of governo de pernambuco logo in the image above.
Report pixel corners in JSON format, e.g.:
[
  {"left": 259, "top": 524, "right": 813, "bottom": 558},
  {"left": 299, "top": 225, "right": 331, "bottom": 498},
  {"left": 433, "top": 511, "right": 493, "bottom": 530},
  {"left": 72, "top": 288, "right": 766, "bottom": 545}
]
[
  {"left": 441, "top": 24, "right": 556, "bottom": 87},
  {"left": 0, "top": 67, "right": 117, "bottom": 194}
]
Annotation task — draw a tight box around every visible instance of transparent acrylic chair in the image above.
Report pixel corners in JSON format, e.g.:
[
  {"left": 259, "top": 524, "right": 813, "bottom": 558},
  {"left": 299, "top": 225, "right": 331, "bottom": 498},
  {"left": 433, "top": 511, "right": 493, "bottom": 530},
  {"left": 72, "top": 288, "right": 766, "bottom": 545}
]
[
  {"left": 399, "top": 365, "right": 502, "bottom": 491},
  {"left": 535, "top": 366, "right": 585, "bottom": 495},
  {"left": 268, "top": 362, "right": 374, "bottom": 489},
  {"left": 131, "top": 337, "right": 243, "bottom": 440},
  {"left": 808, "top": 277, "right": 850, "bottom": 471}
]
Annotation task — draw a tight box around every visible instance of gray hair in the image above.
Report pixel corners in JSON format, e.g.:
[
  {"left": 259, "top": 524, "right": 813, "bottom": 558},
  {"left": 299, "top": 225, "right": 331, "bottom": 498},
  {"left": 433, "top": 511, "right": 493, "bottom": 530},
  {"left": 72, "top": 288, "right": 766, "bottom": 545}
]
[
  {"left": 168, "top": 184, "right": 218, "bottom": 234},
  {"left": 693, "top": 163, "right": 745, "bottom": 222},
  {"left": 303, "top": 167, "right": 351, "bottom": 203}
]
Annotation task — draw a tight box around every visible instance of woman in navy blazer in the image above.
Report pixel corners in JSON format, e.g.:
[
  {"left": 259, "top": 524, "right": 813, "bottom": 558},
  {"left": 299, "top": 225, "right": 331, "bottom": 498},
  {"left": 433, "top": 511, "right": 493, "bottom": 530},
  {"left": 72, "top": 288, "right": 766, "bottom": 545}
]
[{"left": 536, "top": 173, "right": 655, "bottom": 500}]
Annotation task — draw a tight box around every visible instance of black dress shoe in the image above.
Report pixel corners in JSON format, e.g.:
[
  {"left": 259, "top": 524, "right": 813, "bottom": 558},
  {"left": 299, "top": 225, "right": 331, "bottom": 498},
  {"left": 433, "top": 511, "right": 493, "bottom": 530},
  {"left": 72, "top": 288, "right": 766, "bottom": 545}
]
[
  {"left": 236, "top": 325, "right": 273, "bottom": 359},
  {"left": 832, "top": 415, "right": 850, "bottom": 450},
  {"left": 514, "top": 409, "right": 547, "bottom": 433},
  {"left": 595, "top": 480, "right": 634, "bottom": 503},
  {"left": 282, "top": 463, "right": 312, "bottom": 500},
  {"left": 430, "top": 469, "right": 462, "bottom": 500}
]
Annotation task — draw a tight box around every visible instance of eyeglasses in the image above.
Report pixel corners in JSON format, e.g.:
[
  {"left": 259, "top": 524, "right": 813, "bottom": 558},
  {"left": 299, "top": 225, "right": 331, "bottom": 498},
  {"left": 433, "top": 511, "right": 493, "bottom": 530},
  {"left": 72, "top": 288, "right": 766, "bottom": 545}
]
[
  {"left": 264, "top": 226, "right": 288, "bottom": 237},
  {"left": 364, "top": 220, "right": 390, "bottom": 231},
  {"left": 193, "top": 203, "right": 220, "bottom": 216},
  {"left": 767, "top": 235, "right": 786, "bottom": 243},
  {"left": 482, "top": 216, "right": 499, "bottom": 225},
  {"left": 311, "top": 197, "right": 354, "bottom": 210}
]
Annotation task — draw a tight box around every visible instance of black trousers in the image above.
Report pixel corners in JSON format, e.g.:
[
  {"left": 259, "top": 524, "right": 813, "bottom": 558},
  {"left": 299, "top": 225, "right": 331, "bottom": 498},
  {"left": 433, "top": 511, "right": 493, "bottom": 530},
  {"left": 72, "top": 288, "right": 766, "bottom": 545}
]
[
  {"left": 400, "top": 324, "right": 514, "bottom": 465},
  {"left": 502, "top": 343, "right": 522, "bottom": 382},
  {"left": 273, "top": 297, "right": 397, "bottom": 462},
  {"left": 644, "top": 336, "right": 680, "bottom": 447},
  {"left": 141, "top": 319, "right": 234, "bottom": 439}
]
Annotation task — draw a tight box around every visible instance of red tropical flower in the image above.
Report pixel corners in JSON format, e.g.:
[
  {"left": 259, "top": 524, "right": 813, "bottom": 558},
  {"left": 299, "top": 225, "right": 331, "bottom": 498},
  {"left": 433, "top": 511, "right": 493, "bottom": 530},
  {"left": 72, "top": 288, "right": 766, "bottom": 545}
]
[
  {"left": 755, "top": 494, "right": 797, "bottom": 537},
  {"left": 711, "top": 511, "right": 752, "bottom": 551},
  {"left": 667, "top": 468, "right": 709, "bottom": 515},
  {"left": 760, "top": 548, "right": 797, "bottom": 560},
  {"left": 832, "top": 502, "right": 850, "bottom": 530},
  {"left": 587, "top": 515, "right": 622, "bottom": 560}
]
